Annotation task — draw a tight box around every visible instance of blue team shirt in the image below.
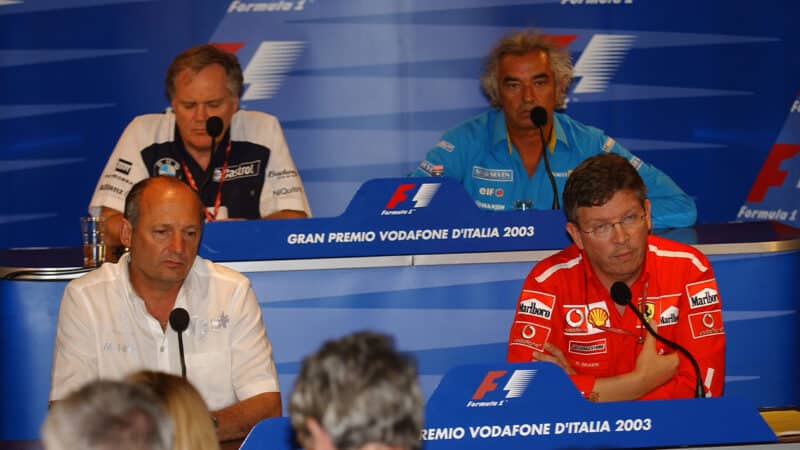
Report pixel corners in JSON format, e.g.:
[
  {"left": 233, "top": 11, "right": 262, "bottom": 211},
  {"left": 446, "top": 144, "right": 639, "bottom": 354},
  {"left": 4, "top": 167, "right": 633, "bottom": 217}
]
[{"left": 411, "top": 109, "right": 697, "bottom": 229}]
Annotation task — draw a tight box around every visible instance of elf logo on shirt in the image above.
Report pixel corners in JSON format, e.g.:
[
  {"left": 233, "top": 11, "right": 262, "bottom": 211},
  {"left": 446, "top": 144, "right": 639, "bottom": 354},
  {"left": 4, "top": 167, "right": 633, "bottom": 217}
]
[{"left": 687, "top": 279, "right": 720, "bottom": 309}]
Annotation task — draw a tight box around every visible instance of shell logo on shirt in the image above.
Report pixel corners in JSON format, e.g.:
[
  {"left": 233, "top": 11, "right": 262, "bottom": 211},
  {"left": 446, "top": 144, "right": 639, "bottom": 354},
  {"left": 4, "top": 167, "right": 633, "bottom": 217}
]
[{"left": 563, "top": 301, "right": 609, "bottom": 335}]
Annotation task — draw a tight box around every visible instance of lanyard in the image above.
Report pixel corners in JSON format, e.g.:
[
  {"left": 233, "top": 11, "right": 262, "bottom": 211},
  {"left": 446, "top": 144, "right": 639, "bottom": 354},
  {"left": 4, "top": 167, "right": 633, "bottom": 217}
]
[{"left": 181, "top": 140, "right": 232, "bottom": 222}]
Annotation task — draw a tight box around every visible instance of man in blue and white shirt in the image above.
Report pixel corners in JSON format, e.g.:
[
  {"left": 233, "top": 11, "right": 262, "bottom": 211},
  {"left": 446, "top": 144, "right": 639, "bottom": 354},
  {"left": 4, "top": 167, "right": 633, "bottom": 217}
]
[{"left": 411, "top": 30, "right": 696, "bottom": 229}]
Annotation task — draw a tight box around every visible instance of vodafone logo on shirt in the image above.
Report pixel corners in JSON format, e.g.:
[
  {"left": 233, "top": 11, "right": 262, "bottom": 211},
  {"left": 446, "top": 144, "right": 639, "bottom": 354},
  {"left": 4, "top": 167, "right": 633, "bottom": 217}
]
[
  {"left": 563, "top": 301, "right": 608, "bottom": 335},
  {"left": 689, "top": 309, "right": 725, "bottom": 339},
  {"left": 508, "top": 321, "right": 550, "bottom": 352}
]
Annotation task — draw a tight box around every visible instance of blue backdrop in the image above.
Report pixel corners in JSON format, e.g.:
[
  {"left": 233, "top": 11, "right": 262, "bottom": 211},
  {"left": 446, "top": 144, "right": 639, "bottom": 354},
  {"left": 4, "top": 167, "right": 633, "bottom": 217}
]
[{"left": 1, "top": 0, "right": 799, "bottom": 245}]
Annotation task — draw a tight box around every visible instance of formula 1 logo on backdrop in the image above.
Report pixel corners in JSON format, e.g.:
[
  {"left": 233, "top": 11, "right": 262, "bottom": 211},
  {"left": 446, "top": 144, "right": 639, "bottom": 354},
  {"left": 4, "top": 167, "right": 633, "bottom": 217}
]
[
  {"left": 468, "top": 369, "right": 537, "bottom": 407},
  {"left": 572, "top": 34, "right": 636, "bottom": 94},
  {"left": 382, "top": 183, "right": 441, "bottom": 215},
  {"left": 241, "top": 41, "right": 305, "bottom": 101}
]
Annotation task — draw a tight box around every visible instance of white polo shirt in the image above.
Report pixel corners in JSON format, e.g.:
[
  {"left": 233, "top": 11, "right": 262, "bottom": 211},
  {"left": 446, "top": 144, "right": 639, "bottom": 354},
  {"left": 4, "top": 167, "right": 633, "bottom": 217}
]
[{"left": 49, "top": 253, "right": 280, "bottom": 410}]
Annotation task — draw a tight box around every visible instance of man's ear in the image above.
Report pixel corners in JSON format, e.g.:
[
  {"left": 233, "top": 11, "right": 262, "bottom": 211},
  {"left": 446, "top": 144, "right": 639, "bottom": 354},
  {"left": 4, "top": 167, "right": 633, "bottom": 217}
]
[
  {"left": 304, "top": 418, "right": 336, "bottom": 450},
  {"left": 120, "top": 218, "right": 133, "bottom": 248},
  {"left": 643, "top": 198, "right": 653, "bottom": 232},
  {"left": 565, "top": 221, "right": 584, "bottom": 250}
]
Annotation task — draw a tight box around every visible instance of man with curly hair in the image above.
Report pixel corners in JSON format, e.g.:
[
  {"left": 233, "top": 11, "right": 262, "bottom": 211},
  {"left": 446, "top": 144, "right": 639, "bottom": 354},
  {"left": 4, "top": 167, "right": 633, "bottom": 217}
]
[{"left": 411, "top": 30, "right": 695, "bottom": 229}]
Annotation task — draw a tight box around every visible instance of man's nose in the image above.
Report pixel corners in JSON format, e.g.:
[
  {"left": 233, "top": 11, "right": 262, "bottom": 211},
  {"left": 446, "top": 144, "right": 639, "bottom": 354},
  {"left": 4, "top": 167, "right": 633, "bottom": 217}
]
[
  {"left": 169, "top": 233, "right": 185, "bottom": 254},
  {"left": 192, "top": 104, "right": 209, "bottom": 122},
  {"left": 522, "top": 83, "right": 536, "bottom": 103},
  {"left": 610, "top": 222, "right": 630, "bottom": 243}
]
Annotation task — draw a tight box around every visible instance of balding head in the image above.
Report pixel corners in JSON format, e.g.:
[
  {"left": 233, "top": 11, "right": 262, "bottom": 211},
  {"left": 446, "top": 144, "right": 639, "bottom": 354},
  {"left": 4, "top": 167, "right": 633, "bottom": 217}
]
[
  {"left": 121, "top": 176, "right": 205, "bottom": 292},
  {"left": 124, "top": 176, "right": 204, "bottom": 229}
]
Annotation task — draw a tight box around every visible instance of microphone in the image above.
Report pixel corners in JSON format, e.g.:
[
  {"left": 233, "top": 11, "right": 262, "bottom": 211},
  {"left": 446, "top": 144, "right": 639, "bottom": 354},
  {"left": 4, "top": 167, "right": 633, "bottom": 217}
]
[
  {"left": 206, "top": 116, "right": 224, "bottom": 155},
  {"left": 610, "top": 282, "right": 704, "bottom": 398},
  {"left": 529, "top": 106, "right": 559, "bottom": 209},
  {"left": 168, "top": 308, "right": 190, "bottom": 379}
]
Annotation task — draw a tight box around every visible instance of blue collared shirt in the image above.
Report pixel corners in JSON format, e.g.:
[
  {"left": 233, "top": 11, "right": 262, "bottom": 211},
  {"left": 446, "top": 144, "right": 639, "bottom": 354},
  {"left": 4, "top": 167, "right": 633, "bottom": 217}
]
[{"left": 411, "top": 109, "right": 697, "bottom": 228}]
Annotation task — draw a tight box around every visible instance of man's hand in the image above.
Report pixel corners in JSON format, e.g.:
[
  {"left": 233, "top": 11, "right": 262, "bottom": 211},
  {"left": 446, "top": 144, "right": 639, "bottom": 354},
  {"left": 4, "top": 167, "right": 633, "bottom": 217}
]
[
  {"left": 213, "top": 391, "right": 281, "bottom": 442},
  {"left": 591, "top": 323, "right": 679, "bottom": 402},
  {"left": 533, "top": 342, "right": 576, "bottom": 375},
  {"left": 632, "top": 326, "right": 679, "bottom": 391}
]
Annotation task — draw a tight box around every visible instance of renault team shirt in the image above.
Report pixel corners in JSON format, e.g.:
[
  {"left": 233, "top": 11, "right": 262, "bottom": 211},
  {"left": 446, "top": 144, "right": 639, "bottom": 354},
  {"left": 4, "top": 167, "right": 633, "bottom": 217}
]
[
  {"left": 90, "top": 109, "right": 311, "bottom": 219},
  {"left": 411, "top": 110, "right": 696, "bottom": 229},
  {"left": 49, "top": 253, "right": 280, "bottom": 410},
  {"left": 506, "top": 234, "right": 726, "bottom": 400}
]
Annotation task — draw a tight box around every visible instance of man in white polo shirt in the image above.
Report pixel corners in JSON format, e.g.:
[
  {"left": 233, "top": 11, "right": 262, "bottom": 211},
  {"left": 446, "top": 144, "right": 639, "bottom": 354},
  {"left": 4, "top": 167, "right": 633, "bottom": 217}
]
[{"left": 50, "top": 175, "right": 280, "bottom": 441}]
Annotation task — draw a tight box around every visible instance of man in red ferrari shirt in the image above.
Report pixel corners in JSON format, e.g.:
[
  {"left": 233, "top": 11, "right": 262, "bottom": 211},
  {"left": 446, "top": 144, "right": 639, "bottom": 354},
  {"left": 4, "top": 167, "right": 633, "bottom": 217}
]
[{"left": 507, "top": 153, "right": 725, "bottom": 401}]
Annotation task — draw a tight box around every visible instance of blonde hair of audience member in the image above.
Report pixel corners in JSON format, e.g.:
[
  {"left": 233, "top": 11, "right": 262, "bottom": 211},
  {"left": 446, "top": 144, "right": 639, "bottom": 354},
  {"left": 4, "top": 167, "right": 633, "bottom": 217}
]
[
  {"left": 42, "top": 380, "right": 172, "bottom": 450},
  {"left": 289, "top": 331, "right": 424, "bottom": 450},
  {"left": 127, "top": 370, "right": 220, "bottom": 450}
]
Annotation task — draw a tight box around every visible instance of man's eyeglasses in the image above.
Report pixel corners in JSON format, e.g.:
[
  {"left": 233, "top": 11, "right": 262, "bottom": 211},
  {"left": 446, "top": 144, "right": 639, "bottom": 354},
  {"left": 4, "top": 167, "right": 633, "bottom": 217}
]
[{"left": 578, "top": 212, "right": 645, "bottom": 238}]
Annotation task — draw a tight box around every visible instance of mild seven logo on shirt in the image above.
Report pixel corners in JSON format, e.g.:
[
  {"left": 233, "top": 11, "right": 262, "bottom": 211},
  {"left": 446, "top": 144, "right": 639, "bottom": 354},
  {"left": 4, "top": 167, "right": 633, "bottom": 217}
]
[{"left": 472, "top": 166, "right": 513, "bottom": 182}]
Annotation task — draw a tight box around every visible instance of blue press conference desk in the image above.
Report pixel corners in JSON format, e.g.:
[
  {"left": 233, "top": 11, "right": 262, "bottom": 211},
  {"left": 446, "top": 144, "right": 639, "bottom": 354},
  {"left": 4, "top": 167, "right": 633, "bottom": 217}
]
[{"left": 1, "top": 178, "right": 799, "bottom": 441}]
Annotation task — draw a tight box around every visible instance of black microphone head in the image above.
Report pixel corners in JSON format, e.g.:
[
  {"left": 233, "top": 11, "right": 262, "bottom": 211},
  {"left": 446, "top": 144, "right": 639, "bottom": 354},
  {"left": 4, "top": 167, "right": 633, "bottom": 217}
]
[
  {"left": 610, "top": 282, "right": 632, "bottom": 307},
  {"left": 206, "top": 116, "right": 224, "bottom": 138},
  {"left": 169, "top": 308, "right": 190, "bottom": 333},
  {"left": 530, "top": 106, "right": 548, "bottom": 128}
]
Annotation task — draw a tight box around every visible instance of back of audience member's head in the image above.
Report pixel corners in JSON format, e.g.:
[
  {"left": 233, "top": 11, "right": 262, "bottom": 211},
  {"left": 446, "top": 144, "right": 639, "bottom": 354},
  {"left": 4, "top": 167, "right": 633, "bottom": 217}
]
[
  {"left": 127, "top": 371, "right": 220, "bottom": 450},
  {"left": 42, "top": 380, "right": 172, "bottom": 450},
  {"left": 289, "top": 331, "right": 423, "bottom": 450}
]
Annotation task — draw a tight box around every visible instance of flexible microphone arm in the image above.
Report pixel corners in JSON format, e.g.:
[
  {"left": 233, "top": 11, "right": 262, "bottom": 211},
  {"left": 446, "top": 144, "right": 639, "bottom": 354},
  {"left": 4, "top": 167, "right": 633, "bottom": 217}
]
[
  {"left": 168, "top": 308, "right": 190, "bottom": 379},
  {"left": 529, "top": 107, "right": 559, "bottom": 209},
  {"left": 610, "top": 282, "right": 704, "bottom": 398}
]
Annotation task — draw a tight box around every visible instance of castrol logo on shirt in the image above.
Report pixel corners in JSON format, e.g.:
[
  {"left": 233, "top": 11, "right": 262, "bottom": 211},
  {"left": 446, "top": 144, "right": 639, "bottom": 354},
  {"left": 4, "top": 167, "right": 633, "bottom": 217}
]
[{"left": 517, "top": 290, "right": 555, "bottom": 321}]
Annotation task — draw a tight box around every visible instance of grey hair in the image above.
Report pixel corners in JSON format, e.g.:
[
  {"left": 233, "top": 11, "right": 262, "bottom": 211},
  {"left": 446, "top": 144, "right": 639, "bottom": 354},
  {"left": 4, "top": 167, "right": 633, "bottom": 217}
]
[
  {"left": 289, "top": 331, "right": 424, "bottom": 450},
  {"left": 165, "top": 44, "right": 244, "bottom": 101},
  {"left": 480, "top": 30, "right": 574, "bottom": 109},
  {"left": 42, "top": 380, "right": 173, "bottom": 450}
]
